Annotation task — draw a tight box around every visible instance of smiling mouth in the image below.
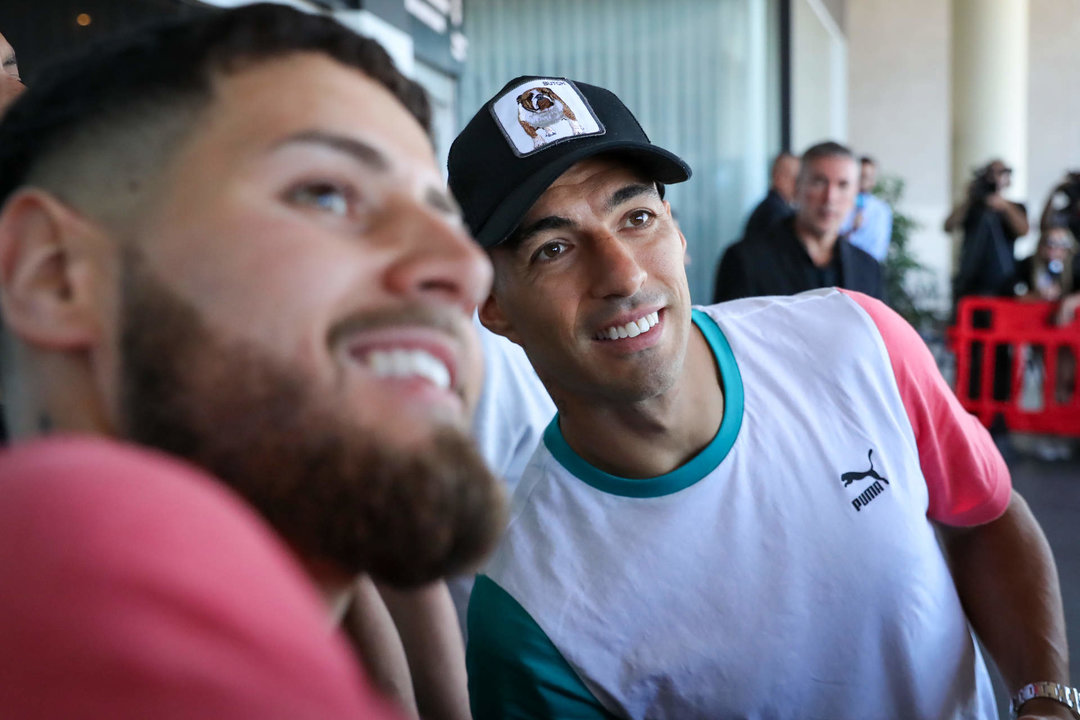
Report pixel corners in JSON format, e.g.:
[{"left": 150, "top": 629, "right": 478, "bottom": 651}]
[
  {"left": 358, "top": 348, "right": 451, "bottom": 390},
  {"left": 595, "top": 311, "right": 660, "bottom": 341}
]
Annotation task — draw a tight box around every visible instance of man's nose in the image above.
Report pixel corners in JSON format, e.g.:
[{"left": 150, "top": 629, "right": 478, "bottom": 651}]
[
  {"left": 589, "top": 231, "right": 646, "bottom": 299},
  {"left": 380, "top": 196, "right": 493, "bottom": 314}
]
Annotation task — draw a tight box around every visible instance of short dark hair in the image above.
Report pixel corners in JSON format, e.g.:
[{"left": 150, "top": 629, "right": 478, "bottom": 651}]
[
  {"left": 796, "top": 141, "right": 854, "bottom": 184},
  {"left": 859, "top": 155, "right": 876, "bottom": 166},
  {"left": 801, "top": 141, "right": 854, "bottom": 166},
  {"left": 0, "top": 3, "right": 430, "bottom": 211}
]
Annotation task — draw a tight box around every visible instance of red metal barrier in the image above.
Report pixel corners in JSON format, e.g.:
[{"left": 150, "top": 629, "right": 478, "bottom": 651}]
[{"left": 947, "top": 297, "right": 1080, "bottom": 436}]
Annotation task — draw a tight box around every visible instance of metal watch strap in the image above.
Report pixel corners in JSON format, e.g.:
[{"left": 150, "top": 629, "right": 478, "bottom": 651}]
[{"left": 1010, "top": 681, "right": 1080, "bottom": 718}]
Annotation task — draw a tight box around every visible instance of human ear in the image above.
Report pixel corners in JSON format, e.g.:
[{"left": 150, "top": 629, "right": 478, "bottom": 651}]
[
  {"left": 0, "top": 190, "right": 104, "bottom": 350},
  {"left": 664, "top": 201, "right": 687, "bottom": 253},
  {"left": 478, "top": 291, "right": 522, "bottom": 347}
]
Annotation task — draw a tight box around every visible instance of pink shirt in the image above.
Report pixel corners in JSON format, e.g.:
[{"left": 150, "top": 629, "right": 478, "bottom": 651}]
[{"left": 0, "top": 436, "right": 399, "bottom": 719}]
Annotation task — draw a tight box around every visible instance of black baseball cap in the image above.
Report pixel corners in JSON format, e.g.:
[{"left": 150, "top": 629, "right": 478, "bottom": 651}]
[{"left": 448, "top": 76, "right": 692, "bottom": 248}]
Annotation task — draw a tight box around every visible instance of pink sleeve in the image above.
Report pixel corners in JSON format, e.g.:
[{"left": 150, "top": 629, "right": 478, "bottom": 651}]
[{"left": 840, "top": 290, "right": 1012, "bottom": 526}]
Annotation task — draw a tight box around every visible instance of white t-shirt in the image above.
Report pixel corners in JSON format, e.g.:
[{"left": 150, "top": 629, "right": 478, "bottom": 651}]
[
  {"left": 449, "top": 319, "right": 555, "bottom": 634},
  {"left": 467, "top": 290, "right": 1010, "bottom": 719}
]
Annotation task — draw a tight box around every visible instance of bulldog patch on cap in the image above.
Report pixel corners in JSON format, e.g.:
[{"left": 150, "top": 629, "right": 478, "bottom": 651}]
[{"left": 489, "top": 78, "right": 605, "bottom": 158}]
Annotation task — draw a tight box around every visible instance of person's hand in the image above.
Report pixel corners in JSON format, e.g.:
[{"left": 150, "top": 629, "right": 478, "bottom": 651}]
[
  {"left": 1039, "top": 285, "right": 1064, "bottom": 302},
  {"left": 0, "top": 72, "right": 24, "bottom": 116},
  {"left": 1054, "top": 293, "right": 1080, "bottom": 326}
]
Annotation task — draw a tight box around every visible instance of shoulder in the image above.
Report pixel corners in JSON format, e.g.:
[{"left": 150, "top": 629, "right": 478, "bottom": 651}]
[
  {"left": 0, "top": 437, "right": 380, "bottom": 718},
  {"left": 848, "top": 241, "right": 882, "bottom": 267},
  {"left": 703, "top": 288, "right": 870, "bottom": 331}
]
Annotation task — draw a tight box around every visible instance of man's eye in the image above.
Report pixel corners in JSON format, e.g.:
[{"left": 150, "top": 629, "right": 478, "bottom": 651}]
[
  {"left": 531, "top": 241, "right": 569, "bottom": 263},
  {"left": 626, "top": 210, "right": 655, "bottom": 228},
  {"left": 288, "top": 182, "right": 351, "bottom": 216}
]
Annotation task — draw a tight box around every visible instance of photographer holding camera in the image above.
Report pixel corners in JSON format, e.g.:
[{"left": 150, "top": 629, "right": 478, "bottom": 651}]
[
  {"left": 946, "top": 159, "right": 1030, "bottom": 302},
  {"left": 1039, "top": 171, "right": 1080, "bottom": 244}
]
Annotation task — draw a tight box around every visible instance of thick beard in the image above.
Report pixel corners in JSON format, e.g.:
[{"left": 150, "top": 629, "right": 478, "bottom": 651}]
[{"left": 117, "top": 251, "right": 505, "bottom": 588}]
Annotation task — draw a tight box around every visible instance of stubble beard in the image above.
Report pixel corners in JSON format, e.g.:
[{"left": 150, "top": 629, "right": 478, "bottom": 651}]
[{"left": 116, "top": 250, "right": 506, "bottom": 588}]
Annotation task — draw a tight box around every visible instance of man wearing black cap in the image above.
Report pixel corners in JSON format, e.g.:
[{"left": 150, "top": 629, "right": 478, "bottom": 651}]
[{"left": 449, "top": 76, "right": 1073, "bottom": 719}]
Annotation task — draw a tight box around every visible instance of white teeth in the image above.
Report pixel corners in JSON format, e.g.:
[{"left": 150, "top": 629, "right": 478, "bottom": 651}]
[
  {"left": 365, "top": 349, "right": 450, "bottom": 390},
  {"left": 595, "top": 311, "right": 661, "bottom": 341}
]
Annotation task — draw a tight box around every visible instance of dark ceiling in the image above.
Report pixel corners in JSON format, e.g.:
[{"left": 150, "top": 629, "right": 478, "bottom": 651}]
[{"left": 1, "top": 0, "right": 208, "bottom": 81}]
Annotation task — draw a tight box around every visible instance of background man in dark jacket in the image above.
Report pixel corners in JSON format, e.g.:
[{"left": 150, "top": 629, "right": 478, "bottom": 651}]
[
  {"left": 741, "top": 151, "right": 800, "bottom": 242},
  {"left": 714, "top": 141, "right": 882, "bottom": 302}
]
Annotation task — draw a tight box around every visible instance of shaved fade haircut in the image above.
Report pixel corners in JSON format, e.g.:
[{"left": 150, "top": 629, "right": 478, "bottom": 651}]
[{"left": 0, "top": 3, "right": 430, "bottom": 229}]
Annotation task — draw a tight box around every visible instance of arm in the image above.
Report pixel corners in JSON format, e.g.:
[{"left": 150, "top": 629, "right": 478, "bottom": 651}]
[
  {"left": 841, "top": 291, "right": 1071, "bottom": 719},
  {"left": 1055, "top": 291, "right": 1080, "bottom": 326},
  {"left": 944, "top": 199, "right": 970, "bottom": 233},
  {"left": 990, "top": 196, "right": 1030, "bottom": 237},
  {"left": 377, "top": 581, "right": 471, "bottom": 720},
  {"left": 939, "top": 493, "right": 1072, "bottom": 720},
  {"left": 343, "top": 575, "right": 420, "bottom": 718}
]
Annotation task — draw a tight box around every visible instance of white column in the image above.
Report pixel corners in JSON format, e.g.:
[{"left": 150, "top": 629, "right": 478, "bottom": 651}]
[{"left": 950, "top": 0, "right": 1029, "bottom": 203}]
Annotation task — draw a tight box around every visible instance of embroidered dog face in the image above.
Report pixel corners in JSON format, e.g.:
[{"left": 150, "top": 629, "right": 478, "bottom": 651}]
[{"left": 488, "top": 78, "right": 604, "bottom": 157}]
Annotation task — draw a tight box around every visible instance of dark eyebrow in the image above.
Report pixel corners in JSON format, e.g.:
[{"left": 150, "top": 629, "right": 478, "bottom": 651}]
[
  {"left": 274, "top": 130, "right": 389, "bottom": 172},
  {"left": 607, "top": 183, "right": 658, "bottom": 211},
  {"left": 507, "top": 183, "right": 660, "bottom": 249},
  {"left": 508, "top": 215, "right": 575, "bottom": 250}
]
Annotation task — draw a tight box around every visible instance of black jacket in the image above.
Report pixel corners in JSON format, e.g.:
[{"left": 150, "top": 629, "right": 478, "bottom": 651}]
[
  {"left": 953, "top": 202, "right": 1026, "bottom": 300},
  {"left": 713, "top": 216, "right": 884, "bottom": 303},
  {"left": 742, "top": 189, "right": 794, "bottom": 243}
]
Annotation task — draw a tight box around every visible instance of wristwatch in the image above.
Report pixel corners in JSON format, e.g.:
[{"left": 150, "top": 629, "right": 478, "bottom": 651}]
[{"left": 1010, "top": 681, "right": 1080, "bottom": 718}]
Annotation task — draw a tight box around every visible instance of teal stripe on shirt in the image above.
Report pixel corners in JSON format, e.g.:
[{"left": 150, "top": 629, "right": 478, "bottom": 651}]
[
  {"left": 543, "top": 308, "right": 744, "bottom": 498},
  {"left": 467, "top": 575, "right": 617, "bottom": 720}
]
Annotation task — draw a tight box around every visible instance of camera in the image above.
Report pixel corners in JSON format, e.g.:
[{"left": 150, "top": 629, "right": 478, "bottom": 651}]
[{"left": 968, "top": 165, "right": 1000, "bottom": 203}]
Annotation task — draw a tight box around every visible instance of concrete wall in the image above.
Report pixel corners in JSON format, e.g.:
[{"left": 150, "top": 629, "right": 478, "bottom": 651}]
[
  {"left": 792, "top": 0, "right": 847, "bottom": 151},
  {"left": 1028, "top": 0, "right": 1080, "bottom": 242},
  {"left": 845, "top": 0, "right": 952, "bottom": 310}
]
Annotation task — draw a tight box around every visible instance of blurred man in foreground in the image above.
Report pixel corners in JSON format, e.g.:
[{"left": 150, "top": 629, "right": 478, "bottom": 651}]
[{"left": 0, "top": 5, "right": 503, "bottom": 717}]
